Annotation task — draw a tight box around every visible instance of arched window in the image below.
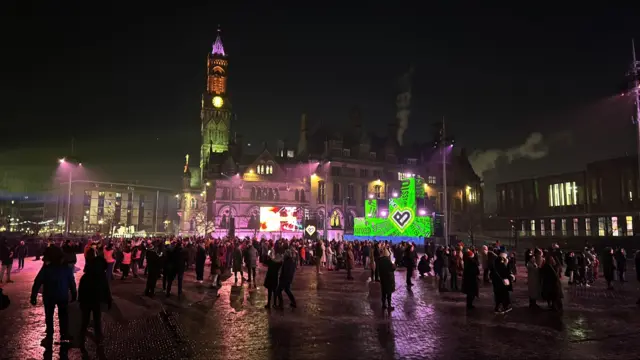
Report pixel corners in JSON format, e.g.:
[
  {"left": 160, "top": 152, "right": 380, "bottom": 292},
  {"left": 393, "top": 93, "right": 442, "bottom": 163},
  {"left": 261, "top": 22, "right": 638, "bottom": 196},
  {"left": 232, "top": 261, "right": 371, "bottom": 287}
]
[
  {"left": 274, "top": 188, "right": 280, "bottom": 201},
  {"left": 318, "top": 181, "right": 325, "bottom": 203},
  {"left": 268, "top": 188, "right": 275, "bottom": 201},
  {"left": 190, "top": 198, "right": 197, "bottom": 209},
  {"left": 294, "top": 189, "right": 300, "bottom": 201},
  {"left": 189, "top": 218, "right": 195, "bottom": 231},
  {"left": 300, "top": 190, "right": 306, "bottom": 202},
  {"left": 250, "top": 187, "right": 256, "bottom": 200},
  {"left": 257, "top": 187, "right": 262, "bottom": 200},
  {"left": 331, "top": 210, "right": 341, "bottom": 228}
]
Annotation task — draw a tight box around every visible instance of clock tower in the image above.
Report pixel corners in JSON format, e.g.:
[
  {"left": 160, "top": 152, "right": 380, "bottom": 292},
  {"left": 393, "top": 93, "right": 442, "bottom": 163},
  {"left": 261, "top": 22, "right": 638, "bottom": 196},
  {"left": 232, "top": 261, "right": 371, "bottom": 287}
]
[{"left": 200, "top": 27, "right": 233, "bottom": 175}]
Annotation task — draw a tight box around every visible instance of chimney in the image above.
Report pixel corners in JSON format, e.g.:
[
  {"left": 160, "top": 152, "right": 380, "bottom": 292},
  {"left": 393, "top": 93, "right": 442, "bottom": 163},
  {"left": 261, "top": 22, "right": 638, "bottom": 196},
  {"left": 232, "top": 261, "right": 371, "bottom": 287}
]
[{"left": 297, "top": 113, "right": 307, "bottom": 155}]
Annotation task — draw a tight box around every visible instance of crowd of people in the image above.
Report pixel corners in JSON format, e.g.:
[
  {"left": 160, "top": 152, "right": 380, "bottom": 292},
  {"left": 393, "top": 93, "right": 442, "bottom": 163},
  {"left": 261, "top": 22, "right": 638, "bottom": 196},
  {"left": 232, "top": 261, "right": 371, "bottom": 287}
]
[{"left": 1, "top": 235, "right": 639, "bottom": 353}]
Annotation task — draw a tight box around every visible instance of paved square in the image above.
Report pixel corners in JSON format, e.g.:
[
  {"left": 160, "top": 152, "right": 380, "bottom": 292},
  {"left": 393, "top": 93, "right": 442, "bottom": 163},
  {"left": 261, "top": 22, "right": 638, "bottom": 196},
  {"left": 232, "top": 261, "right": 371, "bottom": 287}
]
[{"left": 1, "top": 257, "right": 639, "bottom": 359}]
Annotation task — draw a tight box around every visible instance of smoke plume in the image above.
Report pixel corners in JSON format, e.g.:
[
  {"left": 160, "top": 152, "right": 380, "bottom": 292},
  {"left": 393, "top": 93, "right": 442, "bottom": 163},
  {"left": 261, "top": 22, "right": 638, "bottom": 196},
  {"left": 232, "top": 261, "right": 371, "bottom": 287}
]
[
  {"left": 395, "top": 68, "right": 413, "bottom": 146},
  {"left": 469, "top": 132, "right": 549, "bottom": 175}
]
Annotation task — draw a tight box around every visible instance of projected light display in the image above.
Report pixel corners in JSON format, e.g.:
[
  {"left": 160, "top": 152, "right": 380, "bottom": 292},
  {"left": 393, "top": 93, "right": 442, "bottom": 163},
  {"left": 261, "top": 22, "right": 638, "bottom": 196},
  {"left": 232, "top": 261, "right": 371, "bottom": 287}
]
[
  {"left": 353, "top": 177, "right": 432, "bottom": 238},
  {"left": 260, "top": 206, "right": 303, "bottom": 232}
]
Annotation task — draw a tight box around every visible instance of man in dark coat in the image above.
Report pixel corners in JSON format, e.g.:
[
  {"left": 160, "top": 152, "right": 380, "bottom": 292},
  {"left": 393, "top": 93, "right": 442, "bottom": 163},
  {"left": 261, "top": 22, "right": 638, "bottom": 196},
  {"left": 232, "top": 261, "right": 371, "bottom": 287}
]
[
  {"left": 232, "top": 242, "right": 244, "bottom": 283},
  {"left": 30, "top": 248, "right": 77, "bottom": 343},
  {"left": 195, "top": 242, "right": 207, "bottom": 284},
  {"left": 404, "top": 243, "right": 418, "bottom": 287},
  {"left": 166, "top": 241, "right": 186, "bottom": 297},
  {"left": 144, "top": 243, "right": 161, "bottom": 297},
  {"left": 378, "top": 247, "right": 396, "bottom": 311},
  {"left": 15, "top": 240, "right": 28, "bottom": 270},
  {"left": 0, "top": 240, "right": 14, "bottom": 283},
  {"left": 78, "top": 249, "right": 112, "bottom": 348},
  {"left": 264, "top": 253, "right": 283, "bottom": 308},
  {"left": 276, "top": 249, "right": 297, "bottom": 308},
  {"left": 244, "top": 241, "right": 258, "bottom": 287},
  {"left": 462, "top": 250, "right": 480, "bottom": 309},
  {"left": 491, "top": 252, "right": 514, "bottom": 314}
]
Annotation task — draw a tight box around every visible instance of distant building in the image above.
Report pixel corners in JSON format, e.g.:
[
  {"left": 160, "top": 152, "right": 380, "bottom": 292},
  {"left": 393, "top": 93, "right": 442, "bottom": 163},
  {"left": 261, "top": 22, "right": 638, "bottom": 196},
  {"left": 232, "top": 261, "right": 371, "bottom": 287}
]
[
  {"left": 178, "top": 30, "right": 484, "bottom": 240},
  {"left": 53, "top": 180, "right": 176, "bottom": 236},
  {"left": 496, "top": 155, "right": 640, "bottom": 239}
]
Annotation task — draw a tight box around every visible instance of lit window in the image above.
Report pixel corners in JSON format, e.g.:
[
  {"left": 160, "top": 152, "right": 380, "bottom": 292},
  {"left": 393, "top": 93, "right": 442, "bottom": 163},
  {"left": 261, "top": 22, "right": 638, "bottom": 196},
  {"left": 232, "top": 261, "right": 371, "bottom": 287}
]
[
  {"left": 629, "top": 191, "right": 633, "bottom": 202},
  {"left": 598, "top": 217, "right": 605, "bottom": 236},
  {"left": 287, "top": 150, "right": 294, "bottom": 158},
  {"left": 190, "top": 198, "right": 197, "bottom": 210},
  {"left": 553, "top": 184, "right": 559, "bottom": 206},
  {"left": 612, "top": 216, "right": 619, "bottom": 236},
  {"left": 551, "top": 219, "right": 556, "bottom": 236},
  {"left": 626, "top": 216, "right": 633, "bottom": 236},
  {"left": 540, "top": 219, "right": 546, "bottom": 236},
  {"left": 428, "top": 176, "right": 436, "bottom": 185},
  {"left": 548, "top": 185, "right": 553, "bottom": 207},
  {"left": 520, "top": 221, "right": 526, "bottom": 237},
  {"left": 573, "top": 218, "right": 579, "bottom": 236},
  {"left": 406, "top": 158, "right": 417, "bottom": 165},
  {"left": 374, "top": 185, "right": 382, "bottom": 199},
  {"left": 530, "top": 220, "right": 536, "bottom": 236},
  {"left": 585, "top": 218, "right": 591, "bottom": 236},
  {"left": 561, "top": 219, "right": 567, "bottom": 236}
]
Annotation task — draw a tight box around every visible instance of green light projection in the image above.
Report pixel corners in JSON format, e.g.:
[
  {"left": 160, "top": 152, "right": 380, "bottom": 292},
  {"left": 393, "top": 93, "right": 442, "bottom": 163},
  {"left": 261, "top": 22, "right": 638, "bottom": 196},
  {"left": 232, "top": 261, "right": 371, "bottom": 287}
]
[{"left": 353, "top": 177, "right": 433, "bottom": 238}]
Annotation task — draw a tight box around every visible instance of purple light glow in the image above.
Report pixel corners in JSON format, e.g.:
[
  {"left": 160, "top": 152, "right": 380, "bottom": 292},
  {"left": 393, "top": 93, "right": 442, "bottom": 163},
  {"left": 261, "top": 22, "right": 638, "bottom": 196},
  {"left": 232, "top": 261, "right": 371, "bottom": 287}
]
[
  {"left": 392, "top": 192, "right": 398, "bottom": 198},
  {"left": 368, "top": 194, "right": 374, "bottom": 199},
  {"left": 212, "top": 31, "right": 226, "bottom": 56},
  {"left": 380, "top": 211, "right": 388, "bottom": 217},
  {"left": 418, "top": 209, "right": 427, "bottom": 216}
]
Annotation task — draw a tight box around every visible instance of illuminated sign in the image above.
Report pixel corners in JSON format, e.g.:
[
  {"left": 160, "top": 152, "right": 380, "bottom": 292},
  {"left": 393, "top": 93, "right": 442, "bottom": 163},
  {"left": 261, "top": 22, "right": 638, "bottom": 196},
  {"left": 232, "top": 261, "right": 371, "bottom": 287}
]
[
  {"left": 259, "top": 206, "right": 303, "bottom": 232},
  {"left": 305, "top": 225, "right": 316, "bottom": 236},
  {"left": 353, "top": 177, "right": 432, "bottom": 238}
]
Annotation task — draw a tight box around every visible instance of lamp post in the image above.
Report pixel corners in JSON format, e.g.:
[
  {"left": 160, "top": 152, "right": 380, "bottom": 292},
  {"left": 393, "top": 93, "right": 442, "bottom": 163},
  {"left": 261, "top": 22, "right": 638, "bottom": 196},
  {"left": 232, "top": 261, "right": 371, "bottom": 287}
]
[{"left": 59, "top": 157, "right": 81, "bottom": 237}]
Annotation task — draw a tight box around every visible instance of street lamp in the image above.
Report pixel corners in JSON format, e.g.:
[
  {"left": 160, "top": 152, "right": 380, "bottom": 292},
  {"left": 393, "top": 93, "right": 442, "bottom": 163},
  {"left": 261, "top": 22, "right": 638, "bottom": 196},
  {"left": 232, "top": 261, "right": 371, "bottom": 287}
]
[{"left": 58, "top": 157, "right": 81, "bottom": 236}]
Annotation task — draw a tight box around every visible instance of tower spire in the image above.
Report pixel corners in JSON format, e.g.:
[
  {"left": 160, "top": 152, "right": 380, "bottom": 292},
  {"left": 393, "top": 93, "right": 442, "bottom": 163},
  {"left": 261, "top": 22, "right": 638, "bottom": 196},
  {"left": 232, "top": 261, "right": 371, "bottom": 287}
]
[{"left": 212, "top": 25, "right": 226, "bottom": 56}]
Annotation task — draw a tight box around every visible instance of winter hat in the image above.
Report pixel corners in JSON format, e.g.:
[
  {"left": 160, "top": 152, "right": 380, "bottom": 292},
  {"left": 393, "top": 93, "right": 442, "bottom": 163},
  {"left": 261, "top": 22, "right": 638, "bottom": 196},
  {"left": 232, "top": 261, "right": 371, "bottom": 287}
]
[{"left": 467, "top": 250, "right": 474, "bottom": 258}]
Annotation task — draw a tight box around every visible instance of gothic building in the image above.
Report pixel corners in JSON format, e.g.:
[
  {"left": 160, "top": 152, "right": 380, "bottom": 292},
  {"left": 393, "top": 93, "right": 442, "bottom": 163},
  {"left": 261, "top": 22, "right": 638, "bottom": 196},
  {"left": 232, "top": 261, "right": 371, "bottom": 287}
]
[{"left": 178, "top": 30, "right": 484, "bottom": 240}]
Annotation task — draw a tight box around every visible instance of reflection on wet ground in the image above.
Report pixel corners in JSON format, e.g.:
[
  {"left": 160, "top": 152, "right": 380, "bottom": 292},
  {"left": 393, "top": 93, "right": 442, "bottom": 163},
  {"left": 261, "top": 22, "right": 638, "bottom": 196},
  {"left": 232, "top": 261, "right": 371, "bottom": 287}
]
[{"left": 0, "top": 258, "right": 639, "bottom": 359}]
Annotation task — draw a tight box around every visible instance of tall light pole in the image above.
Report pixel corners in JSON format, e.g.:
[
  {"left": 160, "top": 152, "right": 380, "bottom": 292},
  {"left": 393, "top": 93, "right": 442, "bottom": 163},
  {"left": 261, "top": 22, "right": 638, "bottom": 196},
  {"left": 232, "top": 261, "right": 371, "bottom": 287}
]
[
  {"left": 632, "top": 40, "right": 640, "bottom": 212},
  {"left": 441, "top": 118, "right": 449, "bottom": 246},
  {"left": 59, "top": 157, "right": 81, "bottom": 236}
]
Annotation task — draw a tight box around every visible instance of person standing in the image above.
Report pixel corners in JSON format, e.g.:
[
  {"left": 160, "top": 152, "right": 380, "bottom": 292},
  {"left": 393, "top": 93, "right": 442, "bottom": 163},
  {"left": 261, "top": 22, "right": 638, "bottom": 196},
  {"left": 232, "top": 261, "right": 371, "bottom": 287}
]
[
  {"left": 30, "top": 249, "right": 77, "bottom": 344},
  {"left": 346, "top": 243, "right": 355, "bottom": 280},
  {"left": 131, "top": 244, "right": 141, "bottom": 278},
  {"left": 120, "top": 245, "right": 132, "bottom": 280},
  {"left": 276, "top": 249, "right": 297, "bottom": 308},
  {"left": 491, "top": 252, "right": 514, "bottom": 314},
  {"left": 103, "top": 244, "right": 115, "bottom": 281},
  {"left": 244, "top": 241, "right": 258, "bottom": 288},
  {"left": 404, "top": 243, "right": 417, "bottom": 287},
  {"left": 378, "top": 248, "right": 396, "bottom": 311},
  {"left": 232, "top": 242, "right": 244, "bottom": 284},
  {"left": 195, "top": 242, "right": 207, "bottom": 284},
  {"left": 526, "top": 249, "right": 543, "bottom": 309},
  {"left": 78, "top": 248, "right": 112, "bottom": 350},
  {"left": 602, "top": 247, "right": 616, "bottom": 290},
  {"left": 166, "top": 240, "right": 186, "bottom": 297},
  {"left": 315, "top": 239, "right": 323, "bottom": 275},
  {"left": 264, "top": 252, "right": 283, "bottom": 309},
  {"left": 462, "top": 250, "right": 480, "bottom": 309},
  {"left": 15, "top": 240, "right": 27, "bottom": 270},
  {"left": 0, "top": 239, "right": 14, "bottom": 283},
  {"left": 144, "top": 243, "right": 161, "bottom": 297}
]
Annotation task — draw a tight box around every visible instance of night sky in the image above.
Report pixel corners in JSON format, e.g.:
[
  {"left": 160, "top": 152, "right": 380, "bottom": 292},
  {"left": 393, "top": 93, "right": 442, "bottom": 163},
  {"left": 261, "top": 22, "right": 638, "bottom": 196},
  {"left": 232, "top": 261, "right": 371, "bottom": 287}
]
[{"left": 1, "top": 3, "right": 639, "bottom": 210}]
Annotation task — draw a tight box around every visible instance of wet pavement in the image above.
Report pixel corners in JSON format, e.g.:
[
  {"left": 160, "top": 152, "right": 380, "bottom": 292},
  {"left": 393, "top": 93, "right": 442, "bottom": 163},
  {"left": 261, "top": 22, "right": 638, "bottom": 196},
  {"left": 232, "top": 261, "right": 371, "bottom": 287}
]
[{"left": 1, "top": 258, "right": 639, "bottom": 360}]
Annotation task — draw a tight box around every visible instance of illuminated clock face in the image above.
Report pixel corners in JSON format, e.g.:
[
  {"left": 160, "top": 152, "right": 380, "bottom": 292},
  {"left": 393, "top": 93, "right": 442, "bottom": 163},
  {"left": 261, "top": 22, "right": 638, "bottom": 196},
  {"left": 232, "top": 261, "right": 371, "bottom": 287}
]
[{"left": 212, "top": 96, "right": 224, "bottom": 108}]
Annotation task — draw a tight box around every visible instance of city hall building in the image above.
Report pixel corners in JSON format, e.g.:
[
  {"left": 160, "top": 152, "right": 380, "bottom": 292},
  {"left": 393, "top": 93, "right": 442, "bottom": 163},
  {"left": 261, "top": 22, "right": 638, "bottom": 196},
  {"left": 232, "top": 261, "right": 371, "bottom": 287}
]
[{"left": 178, "top": 29, "right": 484, "bottom": 240}]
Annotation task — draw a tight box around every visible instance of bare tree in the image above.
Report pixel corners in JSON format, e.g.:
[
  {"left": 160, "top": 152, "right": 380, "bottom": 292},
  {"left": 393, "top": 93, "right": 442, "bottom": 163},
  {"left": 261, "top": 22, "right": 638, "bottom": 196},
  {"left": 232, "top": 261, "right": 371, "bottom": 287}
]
[
  {"left": 193, "top": 209, "right": 215, "bottom": 237},
  {"left": 457, "top": 209, "right": 482, "bottom": 246}
]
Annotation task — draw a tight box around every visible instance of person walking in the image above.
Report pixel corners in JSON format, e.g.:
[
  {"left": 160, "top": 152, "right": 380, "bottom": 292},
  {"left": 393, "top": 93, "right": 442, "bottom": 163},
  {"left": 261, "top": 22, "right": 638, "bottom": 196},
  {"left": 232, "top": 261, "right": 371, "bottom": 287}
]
[
  {"left": 378, "top": 248, "right": 396, "bottom": 311},
  {"left": 103, "top": 244, "right": 115, "bottom": 281},
  {"left": 526, "top": 249, "right": 543, "bottom": 308},
  {"left": 120, "top": 246, "right": 132, "bottom": 280},
  {"left": 78, "top": 248, "right": 112, "bottom": 350},
  {"left": 491, "top": 252, "right": 514, "bottom": 314},
  {"left": 30, "top": 248, "right": 77, "bottom": 344},
  {"left": 166, "top": 240, "right": 186, "bottom": 297},
  {"left": 276, "top": 249, "right": 297, "bottom": 308},
  {"left": 144, "top": 243, "right": 161, "bottom": 297},
  {"left": 264, "top": 252, "right": 283, "bottom": 309},
  {"left": 404, "top": 243, "right": 417, "bottom": 287}
]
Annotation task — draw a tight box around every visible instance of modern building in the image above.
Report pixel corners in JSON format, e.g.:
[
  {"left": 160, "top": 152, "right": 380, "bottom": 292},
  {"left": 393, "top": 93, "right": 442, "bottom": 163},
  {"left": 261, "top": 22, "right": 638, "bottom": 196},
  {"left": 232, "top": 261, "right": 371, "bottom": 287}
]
[
  {"left": 178, "top": 29, "right": 484, "bottom": 240},
  {"left": 54, "top": 180, "right": 177, "bottom": 236},
  {"left": 496, "top": 155, "right": 640, "bottom": 239}
]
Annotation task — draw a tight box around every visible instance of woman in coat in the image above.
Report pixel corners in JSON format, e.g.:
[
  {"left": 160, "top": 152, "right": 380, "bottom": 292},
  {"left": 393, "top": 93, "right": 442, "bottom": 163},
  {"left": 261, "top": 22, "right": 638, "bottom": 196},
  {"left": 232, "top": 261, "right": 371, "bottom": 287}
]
[
  {"left": 601, "top": 247, "right": 616, "bottom": 290},
  {"left": 232, "top": 243, "right": 244, "bottom": 283},
  {"left": 276, "top": 249, "right": 297, "bottom": 308},
  {"left": 346, "top": 244, "right": 355, "bottom": 280},
  {"left": 540, "top": 255, "right": 563, "bottom": 312},
  {"left": 264, "top": 253, "right": 283, "bottom": 309},
  {"left": 378, "top": 247, "right": 396, "bottom": 311},
  {"left": 369, "top": 244, "right": 377, "bottom": 281},
  {"left": 209, "top": 244, "right": 222, "bottom": 289},
  {"left": 526, "top": 249, "right": 543, "bottom": 308},
  {"left": 491, "top": 252, "right": 514, "bottom": 314},
  {"left": 462, "top": 250, "right": 480, "bottom": 309}
]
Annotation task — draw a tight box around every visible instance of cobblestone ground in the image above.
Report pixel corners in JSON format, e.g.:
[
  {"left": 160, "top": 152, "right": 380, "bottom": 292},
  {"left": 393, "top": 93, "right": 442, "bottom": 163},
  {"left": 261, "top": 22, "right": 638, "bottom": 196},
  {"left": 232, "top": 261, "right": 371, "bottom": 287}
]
[{"left": 1, "top": 257, "right": 639, "bottom": 360}]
